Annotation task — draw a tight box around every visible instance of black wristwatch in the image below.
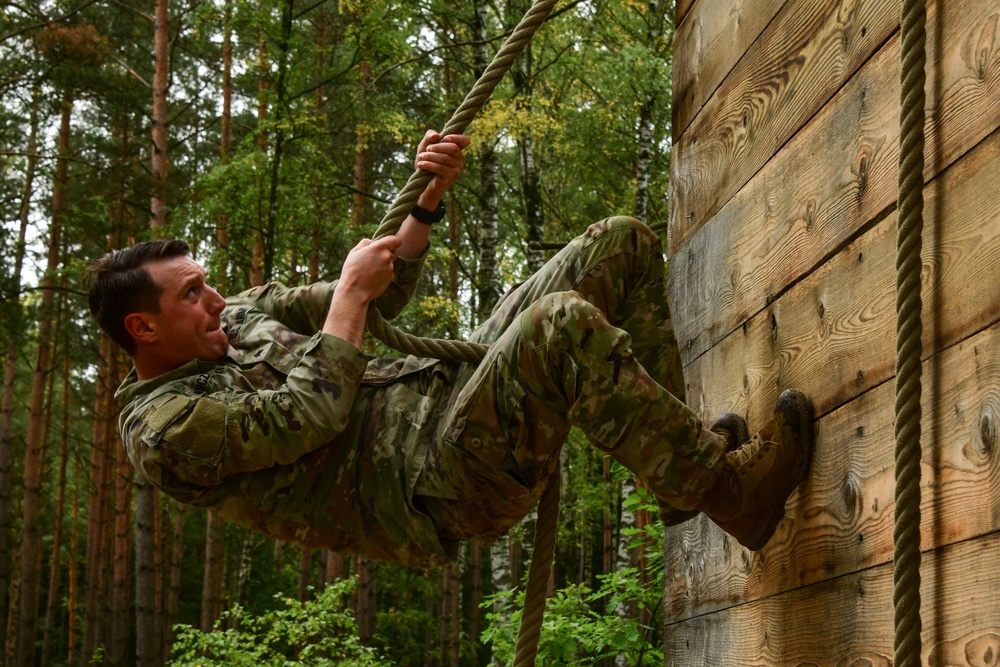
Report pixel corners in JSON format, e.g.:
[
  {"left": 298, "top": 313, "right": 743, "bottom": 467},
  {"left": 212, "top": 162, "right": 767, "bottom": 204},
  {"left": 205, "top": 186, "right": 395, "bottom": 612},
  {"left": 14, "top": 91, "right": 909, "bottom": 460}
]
[{"left": 410, "top": 201, "right": 446, "bottom": 225}]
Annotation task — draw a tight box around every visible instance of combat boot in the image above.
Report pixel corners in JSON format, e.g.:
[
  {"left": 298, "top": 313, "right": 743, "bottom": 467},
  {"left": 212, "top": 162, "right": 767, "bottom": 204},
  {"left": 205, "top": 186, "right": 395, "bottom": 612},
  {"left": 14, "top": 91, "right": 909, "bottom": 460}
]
[
  {"left": 657, "top": 412, "right": 749, "bottom": 526},
  {"left": 697, "top": 389, "right": 814, "bottom": 550}
]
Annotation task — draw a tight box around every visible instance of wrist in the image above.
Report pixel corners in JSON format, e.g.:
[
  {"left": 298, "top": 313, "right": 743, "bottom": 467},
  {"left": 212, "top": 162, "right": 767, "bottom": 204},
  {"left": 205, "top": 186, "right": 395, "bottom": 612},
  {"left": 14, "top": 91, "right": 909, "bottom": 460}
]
[
  {"left": 410, "top": 201, "right": 446, "bottom": 225},
  {"left": 416, "top": 187, "right": 444, "bottom": 209}
]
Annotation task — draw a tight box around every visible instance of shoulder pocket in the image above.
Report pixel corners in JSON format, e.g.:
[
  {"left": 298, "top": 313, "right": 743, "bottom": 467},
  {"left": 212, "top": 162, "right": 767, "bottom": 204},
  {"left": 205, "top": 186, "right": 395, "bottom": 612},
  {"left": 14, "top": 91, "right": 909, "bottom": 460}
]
[{"left": 141, "top": 394, "right": 194, "bottom": 446}]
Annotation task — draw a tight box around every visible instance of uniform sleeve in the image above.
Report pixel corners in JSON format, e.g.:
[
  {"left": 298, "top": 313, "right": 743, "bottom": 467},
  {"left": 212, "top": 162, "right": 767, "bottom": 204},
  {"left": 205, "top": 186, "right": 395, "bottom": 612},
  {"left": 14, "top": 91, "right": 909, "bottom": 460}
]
[
  {"left": 238, "top": 248, "right": 428, "bottom": 332},
  {"left": 372, "top": 250, "right": 428, "bottom": 320},
  {"left": 236, "top": 282, "right": 337, "bottom": 334},
  {"left": 124, "top": 333, "right": 367, "bottom": 493}
]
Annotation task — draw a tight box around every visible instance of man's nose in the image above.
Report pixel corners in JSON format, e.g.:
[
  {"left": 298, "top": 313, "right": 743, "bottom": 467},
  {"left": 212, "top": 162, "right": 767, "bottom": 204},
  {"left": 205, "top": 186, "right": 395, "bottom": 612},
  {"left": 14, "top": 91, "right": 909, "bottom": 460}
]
[{"left": 207, "top": 286, "right": 226, "bottom": 313}]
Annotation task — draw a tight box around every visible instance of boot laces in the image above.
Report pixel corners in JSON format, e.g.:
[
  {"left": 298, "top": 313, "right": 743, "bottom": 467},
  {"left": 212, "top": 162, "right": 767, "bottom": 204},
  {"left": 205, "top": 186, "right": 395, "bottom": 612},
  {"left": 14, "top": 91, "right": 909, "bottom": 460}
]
[{"left": 728, "top": 432, "right": 773, "bottom": 476}]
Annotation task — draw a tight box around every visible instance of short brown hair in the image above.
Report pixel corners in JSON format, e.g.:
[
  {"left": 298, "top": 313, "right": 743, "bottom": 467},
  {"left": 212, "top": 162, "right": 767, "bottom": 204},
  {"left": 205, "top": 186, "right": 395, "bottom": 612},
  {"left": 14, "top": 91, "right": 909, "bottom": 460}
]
[{"left": 86, "top": 240, "right": 191, "bottom": 354}]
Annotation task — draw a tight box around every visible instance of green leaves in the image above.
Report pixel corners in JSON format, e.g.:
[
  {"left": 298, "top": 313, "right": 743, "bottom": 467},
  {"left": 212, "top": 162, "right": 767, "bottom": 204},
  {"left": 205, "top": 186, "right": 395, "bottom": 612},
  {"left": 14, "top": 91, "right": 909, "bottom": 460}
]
[
  {"left": 169, "top": 577, "right": 393, "bottom": 667},
  {"left": 483, "top": 483, "right": 666, "bottom": 666}
]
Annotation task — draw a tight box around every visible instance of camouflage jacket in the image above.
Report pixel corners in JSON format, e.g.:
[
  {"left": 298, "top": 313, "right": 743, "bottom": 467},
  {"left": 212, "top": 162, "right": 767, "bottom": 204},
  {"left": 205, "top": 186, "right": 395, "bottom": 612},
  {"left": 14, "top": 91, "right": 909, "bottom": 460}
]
[{"left": 116, "top": 251, "right": 456, "bottom": 568}]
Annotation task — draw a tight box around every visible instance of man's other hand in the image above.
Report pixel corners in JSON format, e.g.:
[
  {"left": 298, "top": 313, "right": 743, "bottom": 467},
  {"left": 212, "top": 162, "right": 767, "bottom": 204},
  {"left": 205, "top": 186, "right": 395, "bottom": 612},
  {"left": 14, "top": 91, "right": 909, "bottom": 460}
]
[
  {"left": 338, "top": 235, "right": 404, "bottom": 303},
  {"left": 415, "top": 130, "right": 471, "bottom": 208}
]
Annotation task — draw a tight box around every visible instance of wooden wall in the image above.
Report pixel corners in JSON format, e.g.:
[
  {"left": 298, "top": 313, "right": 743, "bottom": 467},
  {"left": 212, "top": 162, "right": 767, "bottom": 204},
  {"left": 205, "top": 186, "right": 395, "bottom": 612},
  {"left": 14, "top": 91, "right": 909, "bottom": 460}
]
[{"left": 665, "top": 0, "right": 1000, "bottom": 662}]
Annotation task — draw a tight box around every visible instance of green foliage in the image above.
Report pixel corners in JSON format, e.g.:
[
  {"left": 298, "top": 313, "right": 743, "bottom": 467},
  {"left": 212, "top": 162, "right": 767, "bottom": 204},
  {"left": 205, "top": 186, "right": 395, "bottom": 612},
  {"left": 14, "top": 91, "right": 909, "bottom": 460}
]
[
  {"left": 169, "top": 577, "right": 392, "bottom": 667},
  {"left": 483, "top": 484, "right": 665, "bottom": 666}
]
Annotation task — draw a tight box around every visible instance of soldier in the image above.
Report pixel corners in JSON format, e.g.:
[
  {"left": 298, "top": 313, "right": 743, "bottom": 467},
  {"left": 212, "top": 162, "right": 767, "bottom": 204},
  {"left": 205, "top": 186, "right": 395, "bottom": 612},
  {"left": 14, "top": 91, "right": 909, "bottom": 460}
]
[{"left": 87, "top": 130, "right": 814, "bottom": 568}]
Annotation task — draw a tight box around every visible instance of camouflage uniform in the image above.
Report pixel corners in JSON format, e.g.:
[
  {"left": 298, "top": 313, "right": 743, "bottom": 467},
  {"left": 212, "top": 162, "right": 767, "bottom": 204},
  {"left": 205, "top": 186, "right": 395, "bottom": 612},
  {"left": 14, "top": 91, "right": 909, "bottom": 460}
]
[{"left": 117, "top": 216, "right": 726, "bottom": 569}]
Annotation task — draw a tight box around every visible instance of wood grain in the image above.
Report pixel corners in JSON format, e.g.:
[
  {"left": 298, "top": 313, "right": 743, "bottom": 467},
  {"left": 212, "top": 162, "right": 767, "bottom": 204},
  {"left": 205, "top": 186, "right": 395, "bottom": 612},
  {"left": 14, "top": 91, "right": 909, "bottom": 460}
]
[
  {"left": 664, "top": 320, "right": 1000, "bottom": 620},
  {"left": 668, "top": 0, "right": 1000, "bottom": 366},
  {"left": 679, "top": 124, "right": 1000, "bottom": 431},
  {"left": 664, "top": 532, "right": 1000, "bottom": 666},
  {"left": 673, "top": 0, "right": 789, "bottom": 140},
  {"left": 667, "top": 0, "right": 899, "bottom": 257}
]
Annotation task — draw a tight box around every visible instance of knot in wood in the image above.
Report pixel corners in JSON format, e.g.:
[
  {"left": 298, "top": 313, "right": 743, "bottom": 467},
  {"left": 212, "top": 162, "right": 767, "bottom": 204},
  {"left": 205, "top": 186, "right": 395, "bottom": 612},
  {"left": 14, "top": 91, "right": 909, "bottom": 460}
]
[
  {"left": 840, "top": 473, "right": 863, "bottom": 523},
  {"left": 979, "top": 412, "right": 996, "bottom": 459}
]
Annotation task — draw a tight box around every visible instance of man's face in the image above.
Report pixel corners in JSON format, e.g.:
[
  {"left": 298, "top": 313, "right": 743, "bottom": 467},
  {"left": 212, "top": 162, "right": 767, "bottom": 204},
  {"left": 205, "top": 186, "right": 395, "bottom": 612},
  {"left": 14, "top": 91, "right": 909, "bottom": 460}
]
[{"left": 144, "top": 256, "right": 229, "bottom": 368}]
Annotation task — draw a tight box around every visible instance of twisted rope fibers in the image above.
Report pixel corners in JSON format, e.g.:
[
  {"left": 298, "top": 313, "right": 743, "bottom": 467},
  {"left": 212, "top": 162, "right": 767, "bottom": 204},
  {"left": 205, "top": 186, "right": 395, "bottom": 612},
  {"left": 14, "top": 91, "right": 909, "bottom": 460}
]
[{"left": 894, "top": 0, "right": 925, "bottom": 663}]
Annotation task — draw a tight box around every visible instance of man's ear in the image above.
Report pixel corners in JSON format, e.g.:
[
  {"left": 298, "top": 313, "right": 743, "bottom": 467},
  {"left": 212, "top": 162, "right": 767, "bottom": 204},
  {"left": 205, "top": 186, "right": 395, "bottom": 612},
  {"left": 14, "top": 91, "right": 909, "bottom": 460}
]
[{"left": 124, "top": 313, "right": 157, "bottom": 345}]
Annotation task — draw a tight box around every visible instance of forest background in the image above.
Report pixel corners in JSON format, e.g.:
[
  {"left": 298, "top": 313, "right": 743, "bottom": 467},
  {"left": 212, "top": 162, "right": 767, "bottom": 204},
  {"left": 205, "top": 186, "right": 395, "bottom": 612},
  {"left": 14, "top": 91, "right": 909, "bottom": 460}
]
[{"left": 0, "top": 0, "right": 675, "bottom": 664}]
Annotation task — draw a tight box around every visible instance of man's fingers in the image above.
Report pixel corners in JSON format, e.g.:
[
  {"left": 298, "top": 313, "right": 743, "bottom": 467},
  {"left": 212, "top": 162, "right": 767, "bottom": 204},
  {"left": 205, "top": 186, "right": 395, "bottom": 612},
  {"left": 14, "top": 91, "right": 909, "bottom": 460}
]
[
  {"left": 372, "top": 235, "right": 403, "bottom": 252},
  {"left": 442, "top": 134, "right": 471, "bottom": 149},
  {"left": 418, "top": 129, "right": 442, "bottom": 153}
]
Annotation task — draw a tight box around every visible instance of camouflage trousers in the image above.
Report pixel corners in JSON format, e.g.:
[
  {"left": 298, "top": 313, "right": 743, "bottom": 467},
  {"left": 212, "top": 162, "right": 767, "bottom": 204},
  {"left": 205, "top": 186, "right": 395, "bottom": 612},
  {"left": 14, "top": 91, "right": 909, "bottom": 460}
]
[{"left": 414, "top": 216, "right": 727, "bottom": 541}]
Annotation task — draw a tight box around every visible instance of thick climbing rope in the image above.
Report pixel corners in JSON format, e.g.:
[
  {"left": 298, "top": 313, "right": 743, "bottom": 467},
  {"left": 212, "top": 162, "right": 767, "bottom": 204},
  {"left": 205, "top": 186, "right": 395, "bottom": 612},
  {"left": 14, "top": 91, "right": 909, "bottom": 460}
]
[
  {"left": 365, "top": 1, "right": 559, "bottom": 664},
  {"left": 367, "top": 0, "right": 559, "bottom": 363},
  {"left": 894, "top": 0, "right": 925, "bottom": 663},
  {"left": 511, "top": 466, "right": 561, "bottom": 667}
]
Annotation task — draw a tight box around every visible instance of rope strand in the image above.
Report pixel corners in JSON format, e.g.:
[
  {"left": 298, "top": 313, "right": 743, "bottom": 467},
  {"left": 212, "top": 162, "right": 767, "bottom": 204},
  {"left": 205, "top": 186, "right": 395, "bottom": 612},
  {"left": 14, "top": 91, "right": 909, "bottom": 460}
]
[{"left": 894, "top": 0, "right": 925, "bottom": 663}]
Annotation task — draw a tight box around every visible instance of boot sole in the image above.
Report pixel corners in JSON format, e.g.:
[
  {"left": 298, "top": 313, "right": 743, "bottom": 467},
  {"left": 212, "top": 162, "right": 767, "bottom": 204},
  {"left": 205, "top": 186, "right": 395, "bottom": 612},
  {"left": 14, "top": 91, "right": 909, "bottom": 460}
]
[{"left": 742, "top": 389, "right": 815, "bottom": 551}]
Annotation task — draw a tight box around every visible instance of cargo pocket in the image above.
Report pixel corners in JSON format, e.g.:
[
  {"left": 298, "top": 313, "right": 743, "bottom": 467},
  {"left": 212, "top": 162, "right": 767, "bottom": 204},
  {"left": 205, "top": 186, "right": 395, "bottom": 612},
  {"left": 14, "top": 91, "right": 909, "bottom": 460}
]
[{"left": 359, "top": 383, "right": 441, "bottom": 555}]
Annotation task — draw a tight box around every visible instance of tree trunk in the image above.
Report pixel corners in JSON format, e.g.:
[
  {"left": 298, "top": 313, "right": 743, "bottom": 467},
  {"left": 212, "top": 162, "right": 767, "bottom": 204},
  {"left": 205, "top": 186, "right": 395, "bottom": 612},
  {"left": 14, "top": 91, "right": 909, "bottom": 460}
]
[
  {"left": 520, "top": 122, "right": 544, "bottom": 273},
  {"left": 216, "top": 0, "right": 233, "bottom": 294},
  {"left": 15, "top": 90, "right": 70, "bottom": 667},
  {"left": 613, "top": 477, "right": 639, "bottom": 667},
  {"left": 80, "top": 336, "right": 112, "bottom": 667},
  {"left": 262, "top": 0, "right": 294, "bottom": 282},
  {"left": 634, "top": 99, "right": 654, "bottom": 224},
  {"left": 474, "top": 0, "right": 500, "bottom": 323},
  {"left": 309, "top": 10, "right": 327, "bottom": 284},
  {"left": 603, "top": 457, "right": 613, "bottom": 575},
  {"left": 108, "top": 120, "right": 132, "bottom": 667},
  {"left": 109, "top": 399, "right": 132, "bottom": 667},
  {"left": 354, "top": 558, "right": 376, "bottom": 644},
  {"left": 201, "top": 3, "right": 233, "bottom": 630},
  {"left": 40, "top": 349, "right": 70, "bottom": 667},
  {"left": 467, "top": 543, "right": 482, "bottom": 662},
  {"left": 97, "top": 419, "right": 115, "bottom": 656},
  {"left": 298, "top": 547, "right": 312, "bottom": 602},
  {"left": 352, "top": 59, "right": 370, "bottom": 227},
  {"left": 251, "top": 33, "right": 270, "bottom": 288},
  {"left": 0, "top": 89, "right": 37, "bottom": 655},
  {"left": 135, "top": 474, "right": 158, "bottom": 667},
  {"left": 153, "top": 492, "right": 165, "bottom": 659},
  {"left": 200, "top": 511, "right": 225, "bottom": 632},
  {"left": 489, "top": 536, "right": 513, "bottom": 667},
  {"left": 508, "top": 5, "right": 544, "bottom": 273},
  {"left": 231, "top": 531, "right": 255, "bottom": 614},
  {"left": 68, "top": 484, "right": 79, "bottom": 667},
  {"left": 440, "top": 551, "right": 463, "bottom": 667},
  {"left": 323, "top": 551, "right": 343, "bottom": 586},
  {"left": 150, "top": 0, "right": 170, "bottom": 229},
  {"left": 164, "top": 504, "right": 185, "bottom": 661}
]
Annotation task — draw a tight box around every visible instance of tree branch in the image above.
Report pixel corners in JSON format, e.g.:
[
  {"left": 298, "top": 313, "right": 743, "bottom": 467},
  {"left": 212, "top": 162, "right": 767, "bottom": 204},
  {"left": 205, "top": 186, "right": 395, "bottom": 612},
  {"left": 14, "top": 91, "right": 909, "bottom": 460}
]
[
  {"left": 0, "top": 0, "right": 102, "bottom": 42},
  {"left": 113, "top": 57, "right": 152, "bottom": 88}
]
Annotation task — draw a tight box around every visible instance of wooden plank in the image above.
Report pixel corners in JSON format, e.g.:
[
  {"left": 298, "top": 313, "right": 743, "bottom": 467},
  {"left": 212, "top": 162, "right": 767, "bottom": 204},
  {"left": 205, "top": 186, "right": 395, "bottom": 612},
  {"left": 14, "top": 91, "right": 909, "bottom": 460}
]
[
  {"left": 664, "top": 319, "right": 1000, "bottom": 620},
  {"left": 664, "top": 532, "right": 1000, "bottom": 665},
  {"left": 679, "top": 123, "right": 1000, "bottom": 432},
  {"left": 673, "top": 0, "right": 789, "bottom": 141},
  {"left": 663, "top": 127, "right": 1000, "bottom": 620},
  {"left": 670, "top": 37, "right": 901, "bottom": 367},
  {"left": 669, "top": 0, "right": 1000, "bottom": 365},
  {"left": 675, "top": 0, "right": 695, "bottom": 28},
  {"left": 667, "top": 0, "right": 899, "bottom": 257}
]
